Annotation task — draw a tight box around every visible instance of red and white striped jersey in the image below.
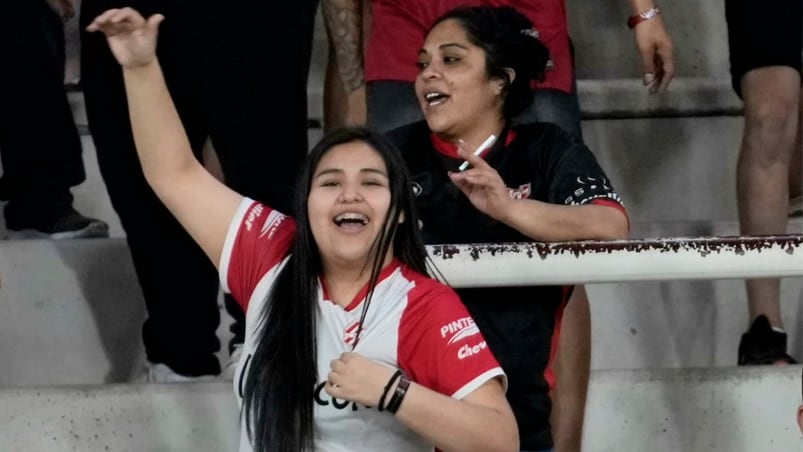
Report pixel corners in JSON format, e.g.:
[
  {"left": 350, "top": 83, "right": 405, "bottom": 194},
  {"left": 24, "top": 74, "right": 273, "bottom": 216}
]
[{"left": 219, "top": 198, "right": 505, "bottom": 452}]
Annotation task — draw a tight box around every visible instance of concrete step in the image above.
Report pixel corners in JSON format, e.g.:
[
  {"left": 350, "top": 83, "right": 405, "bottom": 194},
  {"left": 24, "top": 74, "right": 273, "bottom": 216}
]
[
  {"left": 0, "top": 238, "right": 235, "bottom": 387},
  {"left": 0, "top": 382, "right": 238, "bottom": 452},
  {"left": 1, "top": 366, "right": 799, "bottom": 452},
  {"left": 583, "top": 366, "right": 803, "bottom": 451},
  {"left": 0, "top": 239, "right": 143, "bottom": 386},
  {"left": 2, "top": 221, "right": 802, "bottom": 387}
]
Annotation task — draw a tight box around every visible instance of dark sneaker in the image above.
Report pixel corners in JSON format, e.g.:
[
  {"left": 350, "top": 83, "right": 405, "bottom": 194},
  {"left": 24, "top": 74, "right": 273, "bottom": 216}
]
[
  {"left": 5, "top": 206, "right": 109, "bottom": 240},
  {"left": 738, "top": 315, "right": 798, "bottom": 365}
]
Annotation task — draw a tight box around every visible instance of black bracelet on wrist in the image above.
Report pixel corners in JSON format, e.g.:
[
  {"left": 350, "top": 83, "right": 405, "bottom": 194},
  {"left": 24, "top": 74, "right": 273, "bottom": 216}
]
[
  {"left": 386, "top": 374, "right": 410, "bottom": 414},
  {"left": 378, "top": 369, "right": 403, "bottom": 412}
]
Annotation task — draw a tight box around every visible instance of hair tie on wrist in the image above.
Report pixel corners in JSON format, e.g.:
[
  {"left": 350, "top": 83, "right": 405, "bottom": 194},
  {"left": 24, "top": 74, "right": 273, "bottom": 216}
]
[
  {"left": 378, "top": 369, "right": 403, "bottom": 412},
  {"left": 386, "top": 374, "right": 411, "bottom": 415},
  {"left": 627, "top": 6, "right": 661, "bottom": 29}
]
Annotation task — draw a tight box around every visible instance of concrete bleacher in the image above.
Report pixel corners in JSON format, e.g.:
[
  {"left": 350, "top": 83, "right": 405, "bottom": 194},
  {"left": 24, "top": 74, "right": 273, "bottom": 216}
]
[
  {"left": 2, "top": 0, "right": 803, "bottom": 450},
  {"left": 3, "top": 367, "right": 801, "bottom": 451}
]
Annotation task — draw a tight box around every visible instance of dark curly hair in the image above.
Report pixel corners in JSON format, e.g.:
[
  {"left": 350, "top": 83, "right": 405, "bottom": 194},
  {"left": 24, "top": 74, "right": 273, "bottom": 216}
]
[{"left": 430, "top": 5, "right": 551, "bottom": 119}]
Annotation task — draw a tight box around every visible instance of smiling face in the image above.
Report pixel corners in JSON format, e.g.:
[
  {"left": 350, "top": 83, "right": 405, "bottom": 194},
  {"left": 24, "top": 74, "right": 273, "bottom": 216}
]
[
  {"left": 307, "top": 141, "right": 394, "bottom": 273},
  {"left": 415, "top": 18, "right": 505, "bottom": 143}
]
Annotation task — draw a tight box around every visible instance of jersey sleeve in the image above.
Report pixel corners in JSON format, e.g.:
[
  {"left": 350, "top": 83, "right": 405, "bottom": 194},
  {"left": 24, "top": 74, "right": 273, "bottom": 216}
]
[
  {"left": 544, "top": 133, "right": 625, "bottom": 209},
  {"left": 218, "top": 197, "right": 296, "bottom": 312},
  {"left": 397, "top": 281, "right": 506, "bottom": 399}
]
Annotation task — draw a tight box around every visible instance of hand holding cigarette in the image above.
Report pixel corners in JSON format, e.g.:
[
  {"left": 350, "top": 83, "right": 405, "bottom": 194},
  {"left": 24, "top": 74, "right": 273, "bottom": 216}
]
[
  {"left": 448, "top": 134, "right": 514, "bottom": 222},
  {"left": 457, "top": 134, "right": 496, "bottom": 171}
]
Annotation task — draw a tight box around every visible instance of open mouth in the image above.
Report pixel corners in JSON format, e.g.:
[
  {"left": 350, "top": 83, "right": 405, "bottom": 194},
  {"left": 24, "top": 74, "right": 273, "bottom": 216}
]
[
  {"left": 333, "top": 212, "right": 369, "bottom": 228},
  {"left": 424, "top": 91, "right": 449, "bottom": 106}
]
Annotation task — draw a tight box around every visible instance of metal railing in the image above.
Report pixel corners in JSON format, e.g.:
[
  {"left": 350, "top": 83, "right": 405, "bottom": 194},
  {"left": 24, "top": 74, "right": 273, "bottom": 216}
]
[{"left": 427, "top": 234, "right": 803, "bottom": 287}]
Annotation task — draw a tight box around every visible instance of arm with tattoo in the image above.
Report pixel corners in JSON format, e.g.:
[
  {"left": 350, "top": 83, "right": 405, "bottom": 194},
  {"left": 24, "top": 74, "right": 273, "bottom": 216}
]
[{"left": 321, "top": 0, "right": 365, "bottom": 92}]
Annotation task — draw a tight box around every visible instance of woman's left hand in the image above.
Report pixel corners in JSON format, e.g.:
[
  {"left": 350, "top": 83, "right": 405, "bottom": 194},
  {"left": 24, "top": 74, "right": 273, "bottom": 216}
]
[
  {"left": 448, "top": 143, "right": 514, "bottom": 221},
  {"left": 325, "top": 352, "right": 396, "bottom": 407}
]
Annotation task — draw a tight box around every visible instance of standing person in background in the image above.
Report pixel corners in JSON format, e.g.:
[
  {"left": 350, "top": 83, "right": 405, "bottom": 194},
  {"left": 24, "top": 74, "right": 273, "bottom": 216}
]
[
  {"left": 322, "top": 0, "right": 674, "bottom": 136},
  {"left": 79, "top": 0, "right": 317, "bottom": 380},
  {"left": 390, "top": 6, "right": 629, "bottom": 451},
  {"left": 725, "top": 0, "right": 801, "bottom": 366},
  {"left": 0, "top": 0, "right": 109, "bottom": 239}
]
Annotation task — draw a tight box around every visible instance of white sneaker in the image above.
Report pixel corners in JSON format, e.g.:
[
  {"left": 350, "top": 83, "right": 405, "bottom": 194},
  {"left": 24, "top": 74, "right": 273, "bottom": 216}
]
[
  {"left": 134, "top": 362, "right": 218, "bottom": 383},
  {"left": 220, "top": 344, "right": 244, "bottom": 381}
]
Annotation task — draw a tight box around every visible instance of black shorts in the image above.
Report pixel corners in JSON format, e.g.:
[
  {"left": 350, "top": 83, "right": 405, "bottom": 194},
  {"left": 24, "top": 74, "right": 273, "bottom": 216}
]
[{"left": 725, "top": 0, "right": 803, "bottom": 98}]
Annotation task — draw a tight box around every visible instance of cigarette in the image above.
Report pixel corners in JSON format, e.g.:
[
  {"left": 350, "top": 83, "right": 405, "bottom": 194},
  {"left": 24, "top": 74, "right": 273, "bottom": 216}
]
[{"left": 458, "top": 134, "right": 496, "bottom": 171}]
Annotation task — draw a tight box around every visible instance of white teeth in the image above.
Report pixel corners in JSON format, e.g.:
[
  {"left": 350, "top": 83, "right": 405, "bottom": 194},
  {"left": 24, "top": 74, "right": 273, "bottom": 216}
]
[
  {"left": 334, "top": 212, "right": 369, "bottom": 225},
  {"left": 425, "top": 91, "right": 448, "bottom": 106}
]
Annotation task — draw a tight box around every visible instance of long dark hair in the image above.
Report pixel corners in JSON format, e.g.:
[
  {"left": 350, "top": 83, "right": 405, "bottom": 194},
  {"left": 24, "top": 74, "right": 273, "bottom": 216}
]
[
  {"left": 431, "top": 6, "right": 551, "bottom": 120},
  {"left": 242, "top": 127, "right": 430, "bottom": 452}
]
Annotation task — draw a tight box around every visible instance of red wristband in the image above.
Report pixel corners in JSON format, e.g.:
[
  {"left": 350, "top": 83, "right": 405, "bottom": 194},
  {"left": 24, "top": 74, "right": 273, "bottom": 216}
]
[{"left": 627, "top": 6, "right": 661, "bottom": 29}]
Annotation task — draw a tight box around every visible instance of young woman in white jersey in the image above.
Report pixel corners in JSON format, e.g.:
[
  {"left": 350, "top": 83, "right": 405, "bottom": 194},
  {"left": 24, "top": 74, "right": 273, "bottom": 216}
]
[{"left": 87, "top": 8, "right": 518, "bottom": 452}]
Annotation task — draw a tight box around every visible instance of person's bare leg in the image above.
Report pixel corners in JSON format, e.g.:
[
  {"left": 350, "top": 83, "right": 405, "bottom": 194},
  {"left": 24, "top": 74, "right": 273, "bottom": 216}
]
[
  {"left": 788, "top": 94, "right": 803, "bottom": 213},
  {"left": 551, "top": 285, "right": 590, "bottom": 452},
  {"left": 737, "top": 67, "right": 801, "bottom": 329},
  {"left": 789, "top": 141, "right": 802, "bottom": 201}
]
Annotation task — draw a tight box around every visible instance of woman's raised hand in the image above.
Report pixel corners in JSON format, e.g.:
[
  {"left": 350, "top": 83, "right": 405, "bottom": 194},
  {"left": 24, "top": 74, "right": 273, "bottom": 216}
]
[
  {"left": 86, "top": 8, "right": 164, "bottom": 69},
  {"left": 448, "top": 141, "right": 514, "bottom": 222}
]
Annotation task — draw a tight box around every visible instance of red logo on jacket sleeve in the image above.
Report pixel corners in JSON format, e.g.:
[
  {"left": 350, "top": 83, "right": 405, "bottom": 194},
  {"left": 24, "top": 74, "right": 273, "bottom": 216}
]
[{"left": 507, "top": 183, "right": 531, "bottom": 200}]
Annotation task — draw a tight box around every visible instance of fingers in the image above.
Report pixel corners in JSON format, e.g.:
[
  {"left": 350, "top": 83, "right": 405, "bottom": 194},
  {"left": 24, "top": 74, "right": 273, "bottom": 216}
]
[
  {"left": 147, "top": 13, "right": 166, "bottom": 29},
  {"left": 327, "top": 352, "right": 354, "bottom": 378},
  {"left": 326, "top": 370, "right": 340, "bottom": 387},
  {"left": 642, "top": 72, "right": 656, "bottom": 89},
  {"left": 638, "top": 45, "right": 662, "bottom": 94},
  {"left": 448, "top": 169, "right": 497, "bottom": 189},
  {"left": 325, "top": 358, "right": 348, "bottom": 397},
  {"left": 86, "top": 7, "right": 151, "bottom": 34},
  {"left": 634, "top": 19, "right": 674, "bottom": 94},
  {"left": 645, "top": 51, "right": 674, "bottom": 94},
  {"left": 455, "top": 141, "right": 494, "bottom": 171},
  {"left": 85, "top": 8, "right": 118, "bottom": 31},
  {"left": 655, "top": 47, "right": 675, "bottom": 93},
  {"left": 329, "top": 357, "right": 345, "bottom": 374}
]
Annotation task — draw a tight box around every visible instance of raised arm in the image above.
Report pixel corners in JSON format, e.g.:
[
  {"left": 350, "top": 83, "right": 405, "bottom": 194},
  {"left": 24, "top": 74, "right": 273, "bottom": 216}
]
[
  {"left": 86, "top": 8, "right": 241, "bottom": 267},
  {"left": 626, "top": 0, "right": 674, "bottom": 93},
  {"left": 321, "top": 0, "right": 367, "bottom": 128}
]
